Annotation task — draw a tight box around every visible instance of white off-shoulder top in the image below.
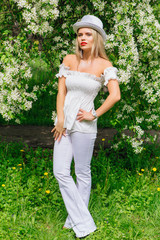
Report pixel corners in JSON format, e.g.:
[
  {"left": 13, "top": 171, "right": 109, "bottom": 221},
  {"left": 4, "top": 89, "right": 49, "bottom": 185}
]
[{"left": 55, "top": 63, "right": 120, "bottom": 134}]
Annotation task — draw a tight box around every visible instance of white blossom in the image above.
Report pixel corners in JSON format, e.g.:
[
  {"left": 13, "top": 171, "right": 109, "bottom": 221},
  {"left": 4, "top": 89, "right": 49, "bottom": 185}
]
[{"left": 51, "top": 111, "right": 57, "bottom": 122}]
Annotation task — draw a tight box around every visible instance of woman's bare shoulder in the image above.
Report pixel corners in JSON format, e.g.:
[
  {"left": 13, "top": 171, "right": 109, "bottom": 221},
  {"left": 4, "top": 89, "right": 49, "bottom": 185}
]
[
  {"left": 63, "top": 54, "right": 77, "bottom": 67},
  {"left": 98, "top": 58, "right": 113, "bottom": 71}
]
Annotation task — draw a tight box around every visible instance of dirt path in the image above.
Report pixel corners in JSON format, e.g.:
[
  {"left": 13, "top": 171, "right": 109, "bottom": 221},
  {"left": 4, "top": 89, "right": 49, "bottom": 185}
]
[{"left": 0, "top": 125, "right": 159, "bottom": 149}]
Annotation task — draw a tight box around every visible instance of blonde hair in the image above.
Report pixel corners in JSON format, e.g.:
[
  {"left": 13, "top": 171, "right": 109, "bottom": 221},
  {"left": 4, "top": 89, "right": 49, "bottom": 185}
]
[{"left": 75, "top": 28, "right": 109, "bottom": 61}]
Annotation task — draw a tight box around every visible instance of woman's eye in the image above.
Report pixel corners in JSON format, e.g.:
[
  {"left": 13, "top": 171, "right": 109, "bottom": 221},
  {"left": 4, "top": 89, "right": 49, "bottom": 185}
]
[{"left": 77, "top": 33, "right": 92, "bottom": 37}]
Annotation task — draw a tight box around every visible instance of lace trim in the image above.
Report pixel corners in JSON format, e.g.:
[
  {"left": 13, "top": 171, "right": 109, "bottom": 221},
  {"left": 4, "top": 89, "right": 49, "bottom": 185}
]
[
  {"left": 56, "top": 63, "right": 120, "bottom": 86},
  {"left": 55, "top": 63, "right": 70, "bottom": 78},
  {"left": 103, "top": 67, "right": 120, "bottom": 86},
  {"left": 56, "top": 63, "right": 103, "bottom": 83},
  {"left": 67, "top": 71, "right": 104, "bottom": 83}
]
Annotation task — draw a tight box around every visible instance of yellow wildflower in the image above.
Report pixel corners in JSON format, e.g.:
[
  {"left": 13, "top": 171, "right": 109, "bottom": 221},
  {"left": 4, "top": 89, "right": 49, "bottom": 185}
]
[
  {"left": 2, "top": 184, "right": 5, "bottom": 187},
  {"left": 44, "top": 172, "right": 48, "bottom": 176},
  {"left": 141, "top": 169, "right": 144, "bottom": 172},
  {"left": 157, "top": 188, "right": 160, "bottom": 191},
  {"left": 143, "top": 148, "right": 146, "bottom": 150},
  {"left": 41, "top": 176, "right": 44, "bottom": 178},
  {"left": 34, "top": 40, "right": 39, "bottom": 45},
  {"left": 45, "top": 190, "right": 50, "bottom": 194},
  {"left": 139, "top": 173, "right": 142, "bottom": 176},
  {"left": 12, "top": 167, "right": 16, "bottom": 170},
  {"left": 39, "top": 188, "right": 41, "bottom": 191},
  {"left": 102, "top": 138, "right": 105, "bottom": 141},
  {"left": 20, "top": 150, "right": 25, "bottom": 152},
  {"left": 18, "top": 164, "right": 22, "bottom": 166},
  {"left": 155, "top": 157, "right": 159, "bottom": 159},
  {"left": 152, "top": 168, "right": 157, "bottom": 172},
  {"left": 20, "top": 168, "right": 22, "bottom": 170}
]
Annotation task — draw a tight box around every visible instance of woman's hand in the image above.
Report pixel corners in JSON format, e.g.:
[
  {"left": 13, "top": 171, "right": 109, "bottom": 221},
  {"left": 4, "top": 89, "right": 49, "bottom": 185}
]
[
  {"left": 51, "top": 121, "right": 66, "bottom": 142},
  {"left": 76, "top": 109, "right": 95, "bottom": 122}
]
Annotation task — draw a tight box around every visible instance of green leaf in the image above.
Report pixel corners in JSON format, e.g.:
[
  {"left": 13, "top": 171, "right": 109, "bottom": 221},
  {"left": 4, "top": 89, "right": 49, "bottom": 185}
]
[
  {"left": 2, "top": 30, "right": 10, "bottom": 35},
  {"left": 117, "top": 14, "right": 121, "bottom": 21},
  {"left": 1, "top": 55, "right": 6, "bottom": 62}
]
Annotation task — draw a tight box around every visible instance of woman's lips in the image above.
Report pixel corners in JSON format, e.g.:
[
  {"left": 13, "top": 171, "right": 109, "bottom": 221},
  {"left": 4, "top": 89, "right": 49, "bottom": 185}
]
[{"left": 81, "top": 42, "right": 87, "bottom": 46}]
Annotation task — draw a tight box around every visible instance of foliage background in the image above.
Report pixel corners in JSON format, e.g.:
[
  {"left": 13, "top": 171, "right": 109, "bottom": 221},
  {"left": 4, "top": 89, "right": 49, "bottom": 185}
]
[{"left": 0, "top": 0, "right": 160, "bottom": 154}]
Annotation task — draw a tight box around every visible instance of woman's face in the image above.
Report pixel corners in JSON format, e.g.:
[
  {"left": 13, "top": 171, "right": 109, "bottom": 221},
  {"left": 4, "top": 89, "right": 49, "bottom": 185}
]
[{"left": 77, "top": 28, "right": 94, "bottom": 51}]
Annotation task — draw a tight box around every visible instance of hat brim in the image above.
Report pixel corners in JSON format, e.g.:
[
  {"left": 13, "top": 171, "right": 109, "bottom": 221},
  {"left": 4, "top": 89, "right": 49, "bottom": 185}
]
[{"left": 73, "top": 22, "right": 107, "bottom": 41}]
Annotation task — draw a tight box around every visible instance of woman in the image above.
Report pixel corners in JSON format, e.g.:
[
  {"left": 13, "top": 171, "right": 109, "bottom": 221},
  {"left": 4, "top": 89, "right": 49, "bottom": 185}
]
[{"left": 51, "top": 15, "right": 121, "bottom": 238}]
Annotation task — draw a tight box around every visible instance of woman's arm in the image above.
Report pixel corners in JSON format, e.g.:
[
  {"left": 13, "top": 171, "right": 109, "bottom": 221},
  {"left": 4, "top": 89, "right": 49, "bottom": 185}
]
[
  {"left": 51, "top": 54, "right": 77, "bottom": 141},
  {"left": 96, "top": 79, "right": 121, "bottom": 117},
  {"left": 77, "top": 79, "right": 121, "bottom": 121},
  {"left": 51, "top": 75, "right": 67, "bottom": 141}
]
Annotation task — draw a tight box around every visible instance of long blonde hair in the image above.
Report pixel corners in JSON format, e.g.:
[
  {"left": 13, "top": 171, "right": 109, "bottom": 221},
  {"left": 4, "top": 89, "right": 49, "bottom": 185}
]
[{"left": 75, "top": 28, "right": 109, "bottom": 61}]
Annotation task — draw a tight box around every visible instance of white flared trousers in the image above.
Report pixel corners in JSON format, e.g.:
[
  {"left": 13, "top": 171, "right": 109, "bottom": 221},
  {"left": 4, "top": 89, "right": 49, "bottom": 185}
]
[{"left": 53, "top": 131, "right": 97, "bottom": 238}]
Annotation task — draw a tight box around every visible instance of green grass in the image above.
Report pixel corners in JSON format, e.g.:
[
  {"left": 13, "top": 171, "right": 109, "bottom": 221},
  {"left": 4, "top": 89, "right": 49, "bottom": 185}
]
[{"left": 0, "top": 140, "right": 160, "bottom": 239}]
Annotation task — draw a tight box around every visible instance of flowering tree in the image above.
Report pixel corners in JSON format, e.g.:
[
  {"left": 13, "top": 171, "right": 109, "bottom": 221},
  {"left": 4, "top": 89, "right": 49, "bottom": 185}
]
[
  {"left": 103, "top": 0, "right": 160, "bottom": 153},
  {"left": 0, "top": 0, "right": 59, "bottom": 123},
  {"left": 0, "top": 0, "right": 159, "bottom": 153}
]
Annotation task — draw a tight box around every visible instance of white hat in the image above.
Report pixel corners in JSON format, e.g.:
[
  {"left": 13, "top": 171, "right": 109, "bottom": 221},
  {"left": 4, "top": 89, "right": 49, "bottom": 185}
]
[{"left": 73, "top": 15, "right": 107, "bottom": 41}]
